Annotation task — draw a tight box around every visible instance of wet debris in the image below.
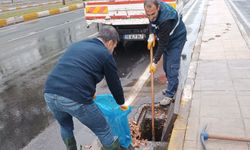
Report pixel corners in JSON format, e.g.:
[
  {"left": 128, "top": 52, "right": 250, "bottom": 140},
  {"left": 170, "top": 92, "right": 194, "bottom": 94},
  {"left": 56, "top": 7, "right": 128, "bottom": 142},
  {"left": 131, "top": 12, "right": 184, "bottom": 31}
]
[
  {"left": 129, "top": 104, "right": 168, "bottom": 148},
  {"left": 129, "top": 120, "right": 147, "bottom": 148}
]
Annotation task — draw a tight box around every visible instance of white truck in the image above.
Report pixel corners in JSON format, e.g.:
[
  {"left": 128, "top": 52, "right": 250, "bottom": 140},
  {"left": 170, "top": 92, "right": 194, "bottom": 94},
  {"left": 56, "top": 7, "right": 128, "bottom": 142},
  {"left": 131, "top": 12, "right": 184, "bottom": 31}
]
[{"left": 83, "top": 0, "right": 176, "bottom": 42}]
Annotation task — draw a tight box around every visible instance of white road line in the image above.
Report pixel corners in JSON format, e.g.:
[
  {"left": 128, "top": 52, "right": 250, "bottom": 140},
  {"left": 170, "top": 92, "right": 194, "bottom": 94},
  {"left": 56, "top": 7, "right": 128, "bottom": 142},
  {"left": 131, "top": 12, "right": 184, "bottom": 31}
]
[
  {"left": 88, "top": 32, "right": 98, "bottom": 38},
  {"left": 0, "top": 26, "right": 17, "bottom": 33},
  {"left": 228, "top": 0, "right": 250, "bottom": 28},
  {"left": 6, "top": 17, "right": 83, "bottom": 43},
  {"left": 125, "top": 66, "right": 150, "bottom": 106}
]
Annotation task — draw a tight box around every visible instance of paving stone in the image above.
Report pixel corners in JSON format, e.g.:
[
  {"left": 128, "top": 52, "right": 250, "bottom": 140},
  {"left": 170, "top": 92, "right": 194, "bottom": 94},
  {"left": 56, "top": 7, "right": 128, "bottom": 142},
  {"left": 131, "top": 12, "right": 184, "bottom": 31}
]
[
  {"left": 230, "top": 69, "right": 250, "bottom": 79},
  {"left": 193, "top": 79, "right": 201, "bottom": 91},
  {"left": 237, "top": 94, "right": 250, "bottom": 106},
  {"left": 244, "top": 119, "right": 250, "bottom": 134},
  {"left": 183, "top": 140, "right": 196, "bottom": 150},
  {"left": 225, "top": 51, "right": 250, "bottom": 59},
  {"left": 241, "top": 106, "right": 250, "bottom": 118},
  {"left": 233, "top": 79, "right": 250, "bottom": 91},
  {"left": 205, "top": 140, "right": 249, "bottom": 150},
  {"left": 227, "top": 60, "right": 250, "bottom": 69},
  {"left": 196, "top": 70, "right": 230, "bottom": 80},
  {"left": 196, "top": 60, "right": 228, "bottom": 73},
  {"left": 185, "top": 117, "right": 199, "bottom": 141},
  {"left": 189, "top": 92, "right": 201, "bottom": 118},
  {"left": 199, "top": 91, "right": 238, "bottom": 107},
  {"left": 199, "top": 79, "right": 234, "bottom": 91},
  {"left": 199, "top": 52, "right": 226, "bottom": 60},
  {"left": 200, "top": 105, "right": 241, "bottom": 119},
  {"left": 199, "top": 117, "right": 245, "bottom": 136}
]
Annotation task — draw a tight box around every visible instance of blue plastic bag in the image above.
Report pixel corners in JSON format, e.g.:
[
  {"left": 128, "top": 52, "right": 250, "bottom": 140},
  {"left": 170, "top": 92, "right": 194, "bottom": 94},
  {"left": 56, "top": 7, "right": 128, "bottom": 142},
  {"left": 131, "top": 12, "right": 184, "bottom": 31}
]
[{"left": 94, "top": 94, "right": 132, "bottom": 148}]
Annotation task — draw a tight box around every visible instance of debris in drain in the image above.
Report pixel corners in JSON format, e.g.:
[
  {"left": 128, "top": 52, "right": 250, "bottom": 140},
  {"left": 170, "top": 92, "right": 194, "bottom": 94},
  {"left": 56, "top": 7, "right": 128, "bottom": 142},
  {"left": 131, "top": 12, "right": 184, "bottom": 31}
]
[
  {"left": 129, "top": 104, "right": 168, "bottom": 148},
  {"left": 129, "top": 120, "right": 147, "bottom": 148}
]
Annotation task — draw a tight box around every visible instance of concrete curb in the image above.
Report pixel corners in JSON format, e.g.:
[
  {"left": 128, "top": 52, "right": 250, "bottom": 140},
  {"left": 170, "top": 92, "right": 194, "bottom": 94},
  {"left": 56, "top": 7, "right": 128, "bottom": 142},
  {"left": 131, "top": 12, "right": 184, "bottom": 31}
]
[
  {"left": 225, "top": 0, "right": 250, "bottom": 49},
  {"left": 167, "top": 0, "right": 209, "bottom": 149},
  {"left": 0, "top": 3, "right": 83, "bottom": 28},
  {"left": 0, "top": 1, "right": 59, "bottom": 12}
]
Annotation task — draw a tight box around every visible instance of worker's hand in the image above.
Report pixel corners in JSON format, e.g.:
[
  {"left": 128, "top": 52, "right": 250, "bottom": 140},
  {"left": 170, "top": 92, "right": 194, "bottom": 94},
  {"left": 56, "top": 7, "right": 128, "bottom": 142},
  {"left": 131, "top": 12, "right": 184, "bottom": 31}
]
[
  {"left": 147, "top": 34, "right": 155, "bottom": 50},
  {"left": 120, "top": 105, "right": 129, "bottom": 111},
  {"left": 149, "top": 63, "right": 157, "bottom": 73}
]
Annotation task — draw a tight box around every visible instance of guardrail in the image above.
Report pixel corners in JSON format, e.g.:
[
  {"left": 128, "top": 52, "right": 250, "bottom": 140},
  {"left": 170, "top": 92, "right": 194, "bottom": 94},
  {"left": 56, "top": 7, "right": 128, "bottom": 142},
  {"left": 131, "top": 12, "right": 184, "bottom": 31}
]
[
  {"left": 0, "top": 1, "right": 60, "bottom": 12},
  {"left": 0, "top": 3, "right": 83, "bottom": 28}
]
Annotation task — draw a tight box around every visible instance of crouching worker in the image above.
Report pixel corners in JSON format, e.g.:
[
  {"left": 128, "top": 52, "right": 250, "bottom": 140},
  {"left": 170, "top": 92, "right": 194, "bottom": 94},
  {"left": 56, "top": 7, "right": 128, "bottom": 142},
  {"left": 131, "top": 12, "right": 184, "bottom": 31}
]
[{"left": 44, "top": 25, "right": 125, "bottom": 150}]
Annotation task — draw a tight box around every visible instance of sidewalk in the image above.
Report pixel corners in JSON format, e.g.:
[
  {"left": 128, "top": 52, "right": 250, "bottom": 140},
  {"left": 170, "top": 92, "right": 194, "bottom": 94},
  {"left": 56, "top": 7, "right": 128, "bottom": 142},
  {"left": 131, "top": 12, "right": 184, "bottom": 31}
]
[{"left": 169, "top": 0, "right": 250, "bottom": 149}]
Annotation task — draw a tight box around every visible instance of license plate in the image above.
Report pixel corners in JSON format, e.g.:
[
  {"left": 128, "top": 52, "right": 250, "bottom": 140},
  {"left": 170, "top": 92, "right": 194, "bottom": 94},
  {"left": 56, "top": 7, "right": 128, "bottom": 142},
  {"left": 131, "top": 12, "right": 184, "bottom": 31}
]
[{"left": 124, "top": 34, "right": 145, "bottom": 40}]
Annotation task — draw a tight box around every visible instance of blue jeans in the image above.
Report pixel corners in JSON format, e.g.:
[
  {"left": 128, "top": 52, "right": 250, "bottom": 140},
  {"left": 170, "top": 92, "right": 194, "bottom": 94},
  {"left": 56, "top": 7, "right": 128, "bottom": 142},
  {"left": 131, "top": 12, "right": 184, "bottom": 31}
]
[
  {"left": 163, "top": 37, "right": 186, "bottom": 98},
  {"left": 44, "top": 93, "right": 115, "bottom": 147}
]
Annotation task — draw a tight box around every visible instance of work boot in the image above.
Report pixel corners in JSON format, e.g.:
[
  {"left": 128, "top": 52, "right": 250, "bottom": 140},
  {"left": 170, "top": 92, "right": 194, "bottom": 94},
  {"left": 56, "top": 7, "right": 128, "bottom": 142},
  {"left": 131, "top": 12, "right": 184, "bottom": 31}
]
[
  {"left": 63, "top": 137, "right": 77, "bottom": 150},
  {"left": 102, "top": 138, "right": 121, "bottom": 150},
  {"left": 160, "top": 97, "right": 173, "bottom": 106}
]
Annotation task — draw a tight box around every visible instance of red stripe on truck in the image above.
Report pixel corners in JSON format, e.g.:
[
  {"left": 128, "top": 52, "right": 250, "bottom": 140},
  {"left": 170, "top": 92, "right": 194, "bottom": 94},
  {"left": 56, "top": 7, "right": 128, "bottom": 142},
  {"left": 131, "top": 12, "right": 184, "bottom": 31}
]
[
  {"left": 86, "top": 0, "right": 175, "bottom": 5},
  {"left": 85, "top": 14, "right": 146, "bottom": 20}
]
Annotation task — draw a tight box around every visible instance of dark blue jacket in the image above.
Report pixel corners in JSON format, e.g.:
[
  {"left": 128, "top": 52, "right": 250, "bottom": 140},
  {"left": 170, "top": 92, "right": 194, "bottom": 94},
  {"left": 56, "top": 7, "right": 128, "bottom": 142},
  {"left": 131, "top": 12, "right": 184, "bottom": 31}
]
[
  {"left": 44, "top": 38, "right": 125, "bottom": 105},
  {"left": 150, "top": 2, "right": 187, "bottom": 63}
]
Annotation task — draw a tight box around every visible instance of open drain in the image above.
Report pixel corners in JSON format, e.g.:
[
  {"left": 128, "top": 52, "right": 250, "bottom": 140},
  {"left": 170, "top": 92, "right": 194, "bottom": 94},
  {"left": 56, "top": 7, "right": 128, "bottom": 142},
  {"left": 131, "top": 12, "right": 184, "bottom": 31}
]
[
  {"left": 140, "top": 106, "right": 167, "bottom": 141},
  {"left": 131, "top": 104, "right": 169, "bottom": 149}
]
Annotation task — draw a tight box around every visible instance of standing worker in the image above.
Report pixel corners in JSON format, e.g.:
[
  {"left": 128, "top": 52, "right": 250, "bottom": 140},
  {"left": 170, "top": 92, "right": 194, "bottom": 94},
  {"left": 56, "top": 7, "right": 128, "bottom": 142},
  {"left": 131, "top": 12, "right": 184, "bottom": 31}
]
[
  {"left": 145, "top": 0, "right": 187, "bottom": 106},
  {"left": 44, "top": 26, "right": 125, "bottom": 150}
]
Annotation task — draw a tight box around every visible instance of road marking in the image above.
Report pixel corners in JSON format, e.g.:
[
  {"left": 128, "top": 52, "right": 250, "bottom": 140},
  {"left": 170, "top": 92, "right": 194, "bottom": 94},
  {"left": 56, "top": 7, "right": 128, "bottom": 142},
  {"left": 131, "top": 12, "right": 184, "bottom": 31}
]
[
  {"left": 6, "top": 17, "right": 82, "bottom": 43},
  {"left": 0, "top": 26, "right": 17, "bottom": 33},
  {"left": 88, "top": 32, "right": 99, "bottom": 38},
  {"left": 21, "top": 9, "right": 82, "bottom": 26},
  {"left": 125, "top": 66, "right": 150, "bottom": 106}
]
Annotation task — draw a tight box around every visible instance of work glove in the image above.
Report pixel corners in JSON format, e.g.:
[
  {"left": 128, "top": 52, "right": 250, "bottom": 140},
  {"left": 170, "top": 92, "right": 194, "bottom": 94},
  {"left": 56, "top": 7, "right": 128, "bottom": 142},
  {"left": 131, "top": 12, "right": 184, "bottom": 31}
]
[
  {"left": 120, "top": 105, "right": 129, "bottom": 111},
  {"left": 149, "top": 63, "right": 157, "bottom": 74},
  {"left": 147, "top": 33, "right": 155, "bottom": 50}
]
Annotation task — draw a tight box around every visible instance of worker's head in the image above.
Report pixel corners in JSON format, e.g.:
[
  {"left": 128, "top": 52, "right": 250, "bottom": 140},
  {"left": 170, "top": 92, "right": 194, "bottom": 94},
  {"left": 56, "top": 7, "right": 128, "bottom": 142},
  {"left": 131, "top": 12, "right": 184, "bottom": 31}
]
[
  {"left": 97, "top": 25, "right": 119, "bottom": 53},
  {"left": 144, "top": 0, "right": 160, "bottom": 22}
]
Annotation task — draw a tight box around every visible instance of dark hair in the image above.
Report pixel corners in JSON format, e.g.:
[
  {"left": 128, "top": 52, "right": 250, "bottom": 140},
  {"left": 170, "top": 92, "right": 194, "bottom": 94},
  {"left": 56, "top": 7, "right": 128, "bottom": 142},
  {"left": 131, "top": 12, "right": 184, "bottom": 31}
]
[
  {"left": 97, "top": 25, "right": 120, "bottom": 42},
  {"left": 144, "top": 0, "right": 160, "bottom": 8}
]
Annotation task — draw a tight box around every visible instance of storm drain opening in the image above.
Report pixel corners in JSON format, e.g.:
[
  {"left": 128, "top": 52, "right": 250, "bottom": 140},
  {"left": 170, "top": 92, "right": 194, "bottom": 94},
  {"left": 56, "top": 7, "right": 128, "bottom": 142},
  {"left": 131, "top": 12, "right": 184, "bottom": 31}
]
[
  {"left": 140, "top": 106, "right": 167, "bottom": 141},
  {"left": 130, "top": 104, "right": 169, "bottom": 148}
]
